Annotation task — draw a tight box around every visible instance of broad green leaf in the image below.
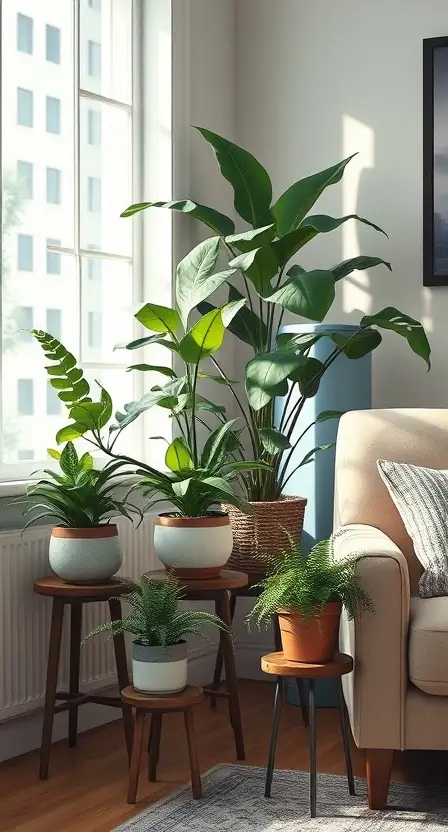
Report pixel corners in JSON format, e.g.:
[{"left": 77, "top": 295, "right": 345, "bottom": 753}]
[
  {"left": 229, "top": 246, "right": 278, "bottom": 295},
  {"left": 50, "top": 378, "right": 71, "bottom": 390},
  {"left": 198, "top": 286, "right": 266, "bottom": 350},
  {"left": 316, "top": 410, "right": 345, "bottom": 422},
  {"left": 198, "top": 372, "right": 239, "bottom": 385},
  {"left": 202, "top": 476, "right": 238, "bottom": 499},
  {"left": 226, "top": 224, "right": 276, "bottom": 253},
  {"left": 195, "top": 397, "right": 227, "bottom": 416},
  {"left": 176, "top": 237, "right": 235, "bottom": 327},
  {"left": 79, "top": 452, "right": 94, "bottom": 472},
  {"left": 126, "top": 364, "right": 176, "bottom": 377},
  {"left": 68, "top": 401, "right": 105, "bottom": 430},
  {"left": 273, "top": 155, "right": 356, "bottom": 236},
  {"left": 59, "top": 442, "right": 79, "bottom": 479},
  {"left": 165, "top": 438, "right": 193, "bottom": 472},
  {"left": 179, "top": 300, "right": 245, "bottom": 363},
  {"left": 276, "top": 331, "right": 322, "bottom": 351},
  {"left": 114, "top": 390, "right": 168, "bottom": 429},
  {"left": 47, "top": 448, "right": 61, "bottom": 461},
  {"left": 361, "top": 308, "right": 431, "bottom": 369},
  {"left": 196, "top": 127, "right": 273, "bottom": 227},
  {"left": 298, "top": 443, "right": 336, "bottom": 468},
  {"left": 200, "top": 420, "right": 238, "bottom": 468},
  {"left": 221, "top": 298, "right": 246, "bottom": 327},
  {"left": 172, "top": 478, "right": 192, "bottom": 497},
  {"left": 289, "top": 356, "right": 325, "bottom": 397},
  {"left": 259, "top": 427, "right": 291, "bottom": 455},
  {"left": 272, "top": 213, "right": 386, "bottom": 267},
  {"left": 120, "top": 199, "right": 235, "bottom": 236},
  {"left": 135, "top": 303, "right": 181, "bottom": 335},
  {"left": 331, "top": 328, "right": 382, "bottom": 359},
  {"left": 245, "top": 348, "right": 305, "bottom": 410},
  {"left": 56, "top": 423, "right": 86, "bottom": 444},
  {"left": 332, "top": 255, "right": 391, "bottom": 282},
  {"left": 268, "top": 266, "right": 335, "bottom": 321},
  {"left": 98, "top": 384, "right": 113, "bottom": 427},
  {"left": 115, "top": 333, "right": 171, "bottom": 351}
]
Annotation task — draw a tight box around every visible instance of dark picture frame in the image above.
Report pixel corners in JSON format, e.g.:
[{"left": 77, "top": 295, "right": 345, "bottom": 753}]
[{"left": 423, "top": 37, "right": 448, "bottom": 286}]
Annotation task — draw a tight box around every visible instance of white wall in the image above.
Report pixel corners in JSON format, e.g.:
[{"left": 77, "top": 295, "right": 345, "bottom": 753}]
[{"left": 236, "top": 0, "right": 448, "bottom": 408}]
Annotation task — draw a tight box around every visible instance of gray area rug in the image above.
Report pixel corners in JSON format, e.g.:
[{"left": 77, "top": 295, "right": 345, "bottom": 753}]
[{"left": 113, "top": 763, "right": 448, "bottom": 830}]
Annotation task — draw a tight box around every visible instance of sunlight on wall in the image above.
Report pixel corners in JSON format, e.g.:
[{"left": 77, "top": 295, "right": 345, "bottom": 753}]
[{"left": 342, "top": 115, "right": 375, "bottom": 314}]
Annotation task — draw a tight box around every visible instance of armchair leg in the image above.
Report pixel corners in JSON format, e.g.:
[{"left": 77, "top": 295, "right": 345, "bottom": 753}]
[{"left": 365, "top": 749, "right": 394, "bottom": 809}]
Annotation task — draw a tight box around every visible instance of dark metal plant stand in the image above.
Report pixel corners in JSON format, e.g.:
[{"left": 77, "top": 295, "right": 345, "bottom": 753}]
[{"left": 262, "top": 651, "right": 355, "bottom": 818}]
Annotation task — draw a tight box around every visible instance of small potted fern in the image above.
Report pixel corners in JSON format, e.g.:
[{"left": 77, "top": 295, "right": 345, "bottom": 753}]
[
  {"left": 248, "top": 535, "right": 373, "bottom": 663},
  {"left": 85, "top": 574, "right": 230, "bottom": 694}
]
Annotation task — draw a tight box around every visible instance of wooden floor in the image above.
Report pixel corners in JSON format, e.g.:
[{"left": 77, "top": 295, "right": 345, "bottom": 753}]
[{"left": 1, "top": 679, "right": 447, "bottom": 832}]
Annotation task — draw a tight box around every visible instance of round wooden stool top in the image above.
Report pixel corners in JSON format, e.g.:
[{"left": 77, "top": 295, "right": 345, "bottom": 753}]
[
  {"left": 261, "top": 651, "right": 353, "bottom": 679},
  {"left": 121, "top": 685, "right": 204, "bottom": 710},
  {"left": 143, "top": 569, "right": 248, "bottom": 592},
  {"left": 34, "top": 576, "right": 134, "bottom": 599}
]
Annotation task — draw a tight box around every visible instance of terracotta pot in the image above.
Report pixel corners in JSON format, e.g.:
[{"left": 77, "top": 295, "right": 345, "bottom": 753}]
[
  {"left": 153, "top": 512, "right": 233, "bottom": 579},
  {"left": 223, "top": 496, "right": 307, "bottom": 575},
  {"left": 278, "top": 601, "right": 342, "bottom": 663},
  {"left": 49, "top": 524, "right": 122, "bottom": 584}
]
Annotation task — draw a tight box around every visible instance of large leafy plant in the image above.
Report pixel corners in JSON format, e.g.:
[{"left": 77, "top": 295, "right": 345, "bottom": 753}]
[
  {"left": 13, "top": 441, "right": 142, "bottom": 531},
  {"left": 122, "top": 128, "right": 431, "bottom": 501},
  {"left": 247, "top": 535, "right": 373, "bottom": 628},
  {"left": 85, "top": 574, "right": 230, "bottom": 647}
]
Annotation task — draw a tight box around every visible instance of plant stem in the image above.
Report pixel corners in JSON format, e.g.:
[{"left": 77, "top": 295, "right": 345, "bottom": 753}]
[{"left": 210, "top": 357, "right": 258, "bottom": 456}]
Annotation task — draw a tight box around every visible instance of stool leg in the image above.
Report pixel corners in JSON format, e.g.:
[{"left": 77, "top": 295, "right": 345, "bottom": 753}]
[
  {"left": 337, "top": 679, "right": 355, "bottom": 795},
  {"left": 184, "top": 708, "right": 202, "bottom": 799},
  {"left": 108, "top": 598, "right": 133, "bottom": 762},
  {"left": 264, "top": 677, "right": 283, "bottom": 798},
  {"left": 68, "top": 603, "right": 82, "bottom": 748},
  {"left": 39, "top": 598, "right": 65, "bottom": 780},
  {"left": 309, "top": 678, "right": 317, "bottom": 818},
  {"left": 216, "top": 591, "right": 245, "bottom": 760},
  {"left": 148, "top": 712, "right": 163, "bottom": 781},
  {"left": 273, "top": 615, "right": 308, "bottom": 727},
  {"left": 211, "top": 592, "right": 236, "bottom": 709},
  {"left": 127, "top": 710, "right": 145, "bottom": 804}
]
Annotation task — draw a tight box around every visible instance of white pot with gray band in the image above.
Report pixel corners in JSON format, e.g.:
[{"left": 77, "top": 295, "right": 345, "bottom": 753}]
[{"left": 132, "top": 641, "right": 188, "bottom": 694}]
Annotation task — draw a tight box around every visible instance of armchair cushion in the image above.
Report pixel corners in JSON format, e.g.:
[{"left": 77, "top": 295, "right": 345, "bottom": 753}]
[{"left": 409, "top": 596, "right": 448, "bottom": 695}]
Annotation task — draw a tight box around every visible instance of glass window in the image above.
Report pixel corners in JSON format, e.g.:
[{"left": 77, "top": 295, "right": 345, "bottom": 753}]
[
  {"left": 17, "top": 13, "right": 33, "bottom": 55},
  {"left": 18, "top": 449, "right": 34, "bottom": 461},
  {"left": 46, "top": 168, "right": 61, "bottom": 205},
  {"left": 87, "top": 244, "right": 102, "bottom": 281},
  {"left": 17, "top": 380, "right": 34, "bottom": 416},
  {"left": 46, "top": 25, "right": 60, "bottom": 64},
  {"left": 17, "top": 235, "right": 33, "bottom": 271},
  {"left": 46, "top": 384, "right": 61, "bottom": 416},
  {"left": 17, "top": 307, "right": 34, "bottom": 341},
  {"left": 17, "top": 88, "right": 33, "bottom": 127},
  {"left": 87, "top": 311, "right": 102, "bottom": 348},
  {"left": 46, "top": 309, "right": 62, "bottom": 340},
  {"left": 87, "top": 176, "right": 101, "bottom": 212},
  {"left": 88, "top": 109, "right": 101, "bottom": 146},
  {"left": 46, "top": 97, "right": 61, "bottom": 134},
  {"left": 46, "top": 239, "right": 61, "bottom": 275},
  {"left": 88, "top": 40, "right": 101, "bottom": 78},
  {"left": 17, "top": 161, "right": 33, "bottom": 200},
  {"left": 88, "top": 0, "right": 102, "bottom": 9}
]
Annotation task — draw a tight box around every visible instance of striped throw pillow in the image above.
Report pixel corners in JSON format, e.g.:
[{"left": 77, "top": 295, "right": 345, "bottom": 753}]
[{"left": 377, "top": 459, "right": 448, "bottom": 599}]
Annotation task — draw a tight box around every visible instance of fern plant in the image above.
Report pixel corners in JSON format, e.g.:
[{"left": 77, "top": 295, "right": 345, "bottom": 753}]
[
  {"left": 85, "top": 574, "right": 230, "bottom": 647},
  {"left": 248, "top": 535, "right": 373, "bottom": 629}
]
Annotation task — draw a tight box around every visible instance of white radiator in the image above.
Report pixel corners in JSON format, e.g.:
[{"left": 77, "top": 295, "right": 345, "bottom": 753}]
[{"left": 0, "top": 515, "right": 157, "bottom": 722}]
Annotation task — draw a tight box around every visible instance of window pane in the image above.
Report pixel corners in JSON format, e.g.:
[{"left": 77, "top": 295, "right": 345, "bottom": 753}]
[
  {"left": 17, "top": 13, "right": 33, "bottom": 55},
  {"left": 17, "top": 88, "right": 33, "bottom": 127},
  {"left": 18, "top": 234, "right": 33, "bottom": 271},
  {"left": 88, "top": 0, "right": 102, "bottom": 10},
  {"left": 16, "top": 307, "right": 34, "bottom": 341},
  {"left": 46, "top": 168, "right": 62, "bottom": 205},
  {"left": 46, "top": 25, "right": 61, "bottom": 64},
  {"left": 17, "top": 160, "right": 33, "bottom": 199},
  {"left": 80, "top": 100, "right": 132, "bottom": 255},
  {"left": 81, "top": 0, "right": 131, "bottom": 103},
  {"left": 18, "top": 380, "right": 34, "bottom": 416},
  {"left": 88, "top": 109, "right": 102, "bottom": 146},
  {"left": 87, "top": 244, "right": 102, "bottom": 281},
  {"left": 81, "top": 257, "right": 133, "bottom": 364},
  {"left": 18, "top": 449, "right": 34, "bottom": 461},
  {"left": 46, "top": 384, "right": 61, "bottom": 415},
  {"left": 46, "top": 97, "right": 61, "bottom": 134},
  {"left": 46, "top": 308, "right": 62, "bottom": 339},
  {"left": 46, "top": 238, "right": 61, "bottom": 275}
]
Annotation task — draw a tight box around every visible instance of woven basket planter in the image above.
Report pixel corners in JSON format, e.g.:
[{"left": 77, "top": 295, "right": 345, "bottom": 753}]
[{"left": 222, "top": 496, "right": 307, "bottom": 575}]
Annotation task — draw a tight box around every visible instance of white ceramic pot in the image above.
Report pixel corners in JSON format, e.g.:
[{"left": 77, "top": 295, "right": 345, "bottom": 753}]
[
  {"left": 153, "top": 513, "right": 233, "bottom": 579},
  {"left": 132, "top": 641, "right": 188, "bottom": 694},
  {"left": 49, "top": 524, "right": 122, "bottom": 584}
]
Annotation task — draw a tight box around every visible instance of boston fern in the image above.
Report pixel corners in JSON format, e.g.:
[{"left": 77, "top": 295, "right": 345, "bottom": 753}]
[
  {"left": 248, "top": 535, "right": 373, "bottom": 628},
  {"left": 13, "top": 441, "right": 142, "bottom": 531},
  {"left": 85, "top": 574, "right": 230, "bottom": 647}
]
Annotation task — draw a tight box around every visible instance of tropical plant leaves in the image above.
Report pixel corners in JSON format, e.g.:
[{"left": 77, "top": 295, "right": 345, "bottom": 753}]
[
  {"left": 135, "top": 303, "right": 181, "bottom": 335},
  {"left": 226, "top": 224, "right": 276, "bottom": 253},
  {"left": 179, "top": 300, "right": 245, "bottom": 363},
  {"left": 268, "top": 266, "right": 335, "bottom": 321},
  {"left": 229, "top": 246, "right": 278, "bottom": 295},
  {"left": 259, "top": 427, "right": 291, "bottom": 455},
  {"left": 120, "top": 199, "right": 235, "bottom": 237},
  {"left": 331, "top": 328, "right": 382, "bottom": 359},
  {"left": 361, "top": 307, "right": 431, "bottom": 368},
  {"left": 272, "top": 213, "right": 386, "bottom": 267},
  {"left": 176, "top": 237, "right": 236, "bottom": 328},
  {"left": 165, "top": 438, "right": 194, "bottom": 472},
  {"left": 332, "top": 255, "right": 391, "bottom": 282},
  {"left": 245, "top": 348, "right": 302, "bottom": 410}
]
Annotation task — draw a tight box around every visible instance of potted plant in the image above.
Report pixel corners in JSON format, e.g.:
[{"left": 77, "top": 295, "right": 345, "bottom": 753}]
[
  {"left": 30, "top": 258, "right": 268, "bottom": 578},
  {"left": 247, "top": 535, "right": 373, "bottom": 663},
  {"left": 13, "top": 441, "right": 141, "bottom": 584},
  {"left": 84, "top": 574, "right": 230, "bottom": 694},
  {"left": 121, "top": 127, "right": 431, "bottom": 573}
]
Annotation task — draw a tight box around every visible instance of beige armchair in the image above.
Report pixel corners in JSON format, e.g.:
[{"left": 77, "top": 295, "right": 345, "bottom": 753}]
[{"left": 333, "top": 409, "right": 448, "bottom": 809}]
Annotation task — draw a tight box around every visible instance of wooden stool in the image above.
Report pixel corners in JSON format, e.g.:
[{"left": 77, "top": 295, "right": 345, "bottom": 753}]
[
  {"left": 122, "top": 685, "right": 204, "bottom": 804},
  {"left": 144, "top": 569, "right": 247, "bottom": 760},
  {"left": 261, "top": 651, "right": 355, "bottom": 818},
  {"left": 211, "top": 574, "right": 309, "bottom": 727},
  {"left": 34, "top": 576, "right": 134, "bottom": 780}
]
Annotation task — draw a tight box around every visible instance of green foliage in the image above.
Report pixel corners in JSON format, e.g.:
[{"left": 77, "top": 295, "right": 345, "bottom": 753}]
[
  {"left": 248, "top": 535, "right": 374, "bottom": 629},
  {"left": 13, "top": 442, "right": 142, "bottom": 530},
  {"left": 84, "top": 574, "right": 231, "bottom": 647}
]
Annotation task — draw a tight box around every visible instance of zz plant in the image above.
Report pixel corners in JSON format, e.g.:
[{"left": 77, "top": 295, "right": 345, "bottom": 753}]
[{"left": 121, "top": 127, "right": 431, "bottom": 501}]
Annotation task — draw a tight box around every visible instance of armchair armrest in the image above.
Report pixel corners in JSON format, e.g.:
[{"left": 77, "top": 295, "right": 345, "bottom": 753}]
[{"left": 333, "top": 524, "right": 411, "bottom": 751}]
